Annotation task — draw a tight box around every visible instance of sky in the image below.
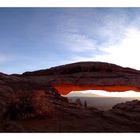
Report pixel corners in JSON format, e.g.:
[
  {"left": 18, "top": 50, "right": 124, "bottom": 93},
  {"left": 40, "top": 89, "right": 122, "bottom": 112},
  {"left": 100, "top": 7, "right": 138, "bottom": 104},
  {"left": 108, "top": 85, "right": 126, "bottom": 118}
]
[
  {"left": 1, "top": 8, "right": 140, "bottom": 74},
  {"left": 66, "top": 90, "right": 140, "bottom": 98}
]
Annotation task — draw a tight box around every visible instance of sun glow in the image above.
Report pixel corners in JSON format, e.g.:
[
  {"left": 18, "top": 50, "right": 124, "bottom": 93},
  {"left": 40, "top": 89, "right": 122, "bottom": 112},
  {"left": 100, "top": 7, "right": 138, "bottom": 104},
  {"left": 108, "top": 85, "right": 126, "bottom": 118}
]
[
  {"left": 72, "top": 28, "right": 140, "bottom": 70},
  {"left": 69, "top": 90, "right": 140, "bottom": 98}
]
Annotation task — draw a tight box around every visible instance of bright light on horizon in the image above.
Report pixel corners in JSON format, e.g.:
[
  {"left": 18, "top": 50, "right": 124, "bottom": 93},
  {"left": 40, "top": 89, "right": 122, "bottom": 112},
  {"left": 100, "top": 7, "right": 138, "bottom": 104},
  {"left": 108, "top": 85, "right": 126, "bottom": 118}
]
[
  {"left": 72, "top": 28, "right": 140, "bottom": 71},
  {"left": 68, "top": 90, "right": 140, "bottom": 98}
]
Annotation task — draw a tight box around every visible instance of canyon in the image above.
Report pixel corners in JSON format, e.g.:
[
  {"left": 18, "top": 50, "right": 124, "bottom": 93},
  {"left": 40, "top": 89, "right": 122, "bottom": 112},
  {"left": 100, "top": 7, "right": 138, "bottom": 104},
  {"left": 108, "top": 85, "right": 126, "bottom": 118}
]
[{"left": 0, "top": 61, "right": 140, "bottom": 132}]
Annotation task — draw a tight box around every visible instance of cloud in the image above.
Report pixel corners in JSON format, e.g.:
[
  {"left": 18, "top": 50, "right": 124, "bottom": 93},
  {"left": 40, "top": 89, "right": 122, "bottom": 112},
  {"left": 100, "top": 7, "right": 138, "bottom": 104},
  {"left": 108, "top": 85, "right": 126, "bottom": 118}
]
[
  {"left": 71, "top": 27, "right": 140, "bottom": 70},
  {"left": 94, "top": 28, "right": 140, "bottom": 69},
  {"left": 57, "top": 9, "right": 132, "bottom": 61},
  {"left": 62, "top": 33, "right": 97, "bottom": 52}
]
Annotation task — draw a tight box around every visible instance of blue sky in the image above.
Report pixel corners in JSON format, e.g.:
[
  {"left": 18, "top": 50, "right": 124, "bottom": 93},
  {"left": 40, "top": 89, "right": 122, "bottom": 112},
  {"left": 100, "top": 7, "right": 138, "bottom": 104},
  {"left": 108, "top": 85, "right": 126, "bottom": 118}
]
[{"left": 1, "top": 8, "right": 140, "bottom": 74}]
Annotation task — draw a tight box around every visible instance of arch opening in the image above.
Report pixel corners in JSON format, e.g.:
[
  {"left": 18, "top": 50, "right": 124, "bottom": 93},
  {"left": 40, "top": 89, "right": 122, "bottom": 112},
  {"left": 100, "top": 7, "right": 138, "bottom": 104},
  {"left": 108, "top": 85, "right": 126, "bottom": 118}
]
[{"left": 64, "top": 90, "right": 140, "bottom": 110}]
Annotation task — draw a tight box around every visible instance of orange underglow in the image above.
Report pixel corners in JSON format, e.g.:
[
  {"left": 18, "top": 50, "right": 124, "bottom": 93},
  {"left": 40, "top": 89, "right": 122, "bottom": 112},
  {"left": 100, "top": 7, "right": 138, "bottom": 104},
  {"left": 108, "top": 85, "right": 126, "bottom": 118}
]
[{"left": 53, "top": 84, "right": 140, "bottom": 95}]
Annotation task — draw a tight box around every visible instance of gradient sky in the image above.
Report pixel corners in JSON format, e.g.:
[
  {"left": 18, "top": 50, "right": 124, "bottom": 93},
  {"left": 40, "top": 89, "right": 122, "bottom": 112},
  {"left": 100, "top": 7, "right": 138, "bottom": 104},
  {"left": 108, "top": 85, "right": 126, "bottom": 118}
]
[{"left": 1, "top": 8, "right": 140, "bottom": 74}]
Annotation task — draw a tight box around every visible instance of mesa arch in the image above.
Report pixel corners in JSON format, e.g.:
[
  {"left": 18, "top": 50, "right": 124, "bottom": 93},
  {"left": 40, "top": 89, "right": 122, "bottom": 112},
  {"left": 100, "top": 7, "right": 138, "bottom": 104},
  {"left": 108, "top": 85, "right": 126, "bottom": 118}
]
[{"left": 22, "top": 62, "right": 140, "bottom": 95}]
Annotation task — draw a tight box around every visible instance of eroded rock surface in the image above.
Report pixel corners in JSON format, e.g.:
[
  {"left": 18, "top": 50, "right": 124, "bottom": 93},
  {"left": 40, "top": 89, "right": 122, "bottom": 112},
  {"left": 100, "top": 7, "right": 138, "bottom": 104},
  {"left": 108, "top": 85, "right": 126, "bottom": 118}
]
[{"left": 102, "top": 100, "right": 140, "bottom": 132}]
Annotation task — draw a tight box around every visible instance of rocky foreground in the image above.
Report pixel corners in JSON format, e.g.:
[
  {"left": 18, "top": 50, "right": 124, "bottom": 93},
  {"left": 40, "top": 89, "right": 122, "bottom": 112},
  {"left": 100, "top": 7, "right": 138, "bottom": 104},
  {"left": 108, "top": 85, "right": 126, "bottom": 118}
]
[{"left": 0, "top": 62, "right": 140, "bottom": 132}]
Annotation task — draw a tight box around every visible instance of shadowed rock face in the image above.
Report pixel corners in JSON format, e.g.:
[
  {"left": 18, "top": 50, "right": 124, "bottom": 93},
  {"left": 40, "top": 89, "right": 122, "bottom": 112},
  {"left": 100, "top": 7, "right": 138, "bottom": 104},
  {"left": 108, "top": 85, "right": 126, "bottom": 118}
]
[
  {"left": 102, "top": 100, "right": 140, "bottom": 132},
  {"left": 0, "top": 73, "right": 68, "bottom": 120},
  {"left": 22, "top": 62, "right": 140, "bottom": 95}
]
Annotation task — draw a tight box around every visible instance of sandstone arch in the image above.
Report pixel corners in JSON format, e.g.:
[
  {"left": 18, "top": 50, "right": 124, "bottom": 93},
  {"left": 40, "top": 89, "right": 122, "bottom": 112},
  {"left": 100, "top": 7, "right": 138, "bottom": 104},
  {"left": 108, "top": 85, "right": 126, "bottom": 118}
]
[{"left": 22, "top": 62, "right": 140, "bottom": 95}]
